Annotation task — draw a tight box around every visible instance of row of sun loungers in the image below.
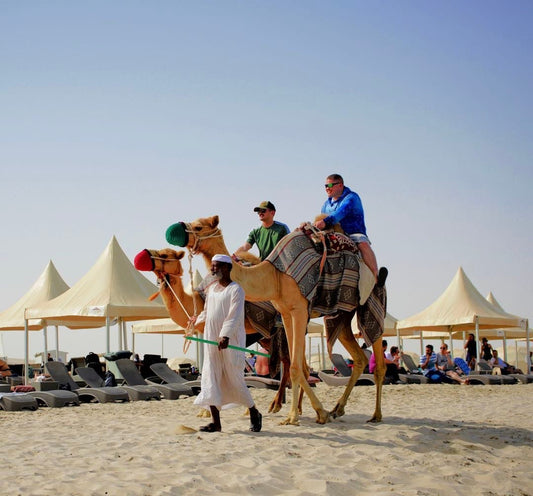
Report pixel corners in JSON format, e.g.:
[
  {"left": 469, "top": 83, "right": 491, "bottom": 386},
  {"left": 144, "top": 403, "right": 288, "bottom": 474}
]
[{"left": 0, "top": 360, "right": 199, "bottom": 412}]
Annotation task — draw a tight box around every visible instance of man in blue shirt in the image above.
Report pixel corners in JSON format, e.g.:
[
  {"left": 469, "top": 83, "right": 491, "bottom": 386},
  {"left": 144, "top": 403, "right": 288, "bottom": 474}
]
[{"left": 314, "top": 174, "right": 387, "bottom": 286}]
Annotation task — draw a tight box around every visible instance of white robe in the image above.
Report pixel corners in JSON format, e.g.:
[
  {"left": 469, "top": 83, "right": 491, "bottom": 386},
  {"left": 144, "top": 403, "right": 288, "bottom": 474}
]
[{"left": 194, "top": 281, "right": 255, "bottom": 410}]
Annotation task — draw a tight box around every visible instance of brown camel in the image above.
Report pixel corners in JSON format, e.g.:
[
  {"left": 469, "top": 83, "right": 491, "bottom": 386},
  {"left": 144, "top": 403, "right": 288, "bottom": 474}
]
[
  {"left": 133, "top": 248, "right": 293, "bottom": 414},
  {"left": 163, "top": 215, "right": 386, "bottom": 426}
]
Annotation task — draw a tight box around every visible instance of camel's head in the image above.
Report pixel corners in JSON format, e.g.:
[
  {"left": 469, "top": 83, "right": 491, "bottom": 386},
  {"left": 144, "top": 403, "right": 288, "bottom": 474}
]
[
  {"left": 166, "top": 215, "right": 220, "bottom": 249},
  {"left": 134, "top": 248, "right": 185, "bottom": 278}
]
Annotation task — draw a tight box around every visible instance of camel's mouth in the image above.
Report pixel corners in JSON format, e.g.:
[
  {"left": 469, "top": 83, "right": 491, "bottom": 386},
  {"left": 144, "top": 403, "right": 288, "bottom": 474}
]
[
  {"left": 134, "top": 249, "right": 155, "bottom": 271},
  {"left": 166, "top": 222, "right": 189, "bottom": 247}
]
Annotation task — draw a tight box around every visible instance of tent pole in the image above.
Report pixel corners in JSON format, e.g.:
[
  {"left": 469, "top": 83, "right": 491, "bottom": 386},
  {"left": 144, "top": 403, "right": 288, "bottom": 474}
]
[
  {"left": 161, "top": 334, "right": 164, "bottom": 356},
  {"left": 503, "top": 334, "right": 508, "bottom": 362},
  {"left": 449, "top": 331, "right": 454, "bottom": 358},
  {"left": 43, "top": 324, "right": 48, "bottom": 366},
  {"left": 132, "top": 332, "right": 135, "bottom": 354},
  {"left": 55, "top": 325, "right": 59, "bottom": 361},
  {"left": 475, "top": 317, "right": 480, "bottom": 369},
  {"left": 117, "top": 317, "right": 123, "bottom": 350},
  {"left": 24, "top": 318, "right": 29, "bottom": 385},
  {"left": 122, "top": 320, "right": 128, "bottom": 351},
  {"left": 321, "top": 330, "right": 326, "bottom": 370},
  {"left": 106, "top": 316, "right": 110, "bottom": 353},
  {"left": 525, "top": 319, "right": 530, "bottom": 373}
]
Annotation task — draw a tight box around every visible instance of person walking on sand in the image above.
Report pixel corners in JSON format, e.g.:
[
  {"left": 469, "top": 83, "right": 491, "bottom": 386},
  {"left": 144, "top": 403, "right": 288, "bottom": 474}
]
[
  {"left": 313, "top": 174, "right": 387, "bottom": 286},
  {"left": 189, "top": 254, "right": 262, "bottom": 433}
]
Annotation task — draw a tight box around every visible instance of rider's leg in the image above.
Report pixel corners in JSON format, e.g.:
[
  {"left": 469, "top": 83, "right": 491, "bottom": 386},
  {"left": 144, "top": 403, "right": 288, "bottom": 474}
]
[{"left": 357, "top": 241, "right": 378, "bottom": 278}]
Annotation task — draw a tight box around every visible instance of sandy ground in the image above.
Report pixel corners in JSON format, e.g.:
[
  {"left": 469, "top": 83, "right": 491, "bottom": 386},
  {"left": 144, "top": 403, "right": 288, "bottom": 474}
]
[{"left": 2, "top": 382, "right": 532, "bottom": 496}]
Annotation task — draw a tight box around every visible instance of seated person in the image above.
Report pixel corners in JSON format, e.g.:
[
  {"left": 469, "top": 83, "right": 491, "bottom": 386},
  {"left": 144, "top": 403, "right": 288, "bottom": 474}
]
[
  {"left": 389, "top": 346, "right": 408, "bottom": 373},
  {"left": 489, "top": 350, "right": 523, "bottom": 375},
  {"left": 436, "top": 343, "right": 469, "bottom": 384},
  {"left": 419, "top": 344, "right": 445, "bottom": 382},
  {"left": 369, "top": 340, "right": 403, "bottom": 384},
  {"left": 254, "top": 348, "right": 270, "bottom": 378},
  {"left": 0, "top": 358, "right": 13, "bottom": 378}
]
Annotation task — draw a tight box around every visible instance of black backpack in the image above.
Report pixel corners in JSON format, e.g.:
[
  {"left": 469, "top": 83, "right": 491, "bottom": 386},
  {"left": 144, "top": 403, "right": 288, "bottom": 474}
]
[{"left": 104, "top": 371, "right": 117, "bottom": 387}]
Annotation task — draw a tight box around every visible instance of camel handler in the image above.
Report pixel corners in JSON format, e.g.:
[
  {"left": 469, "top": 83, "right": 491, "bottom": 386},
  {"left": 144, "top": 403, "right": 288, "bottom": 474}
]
[
  {"left": 314, "top": 173, "right": 387, "bottom": 287},
  {"left": 237, "top": 201, "right": 290, "bottom": 261},
  {"left": 188, "top": 254, "right": 262, "bottom": 433}
]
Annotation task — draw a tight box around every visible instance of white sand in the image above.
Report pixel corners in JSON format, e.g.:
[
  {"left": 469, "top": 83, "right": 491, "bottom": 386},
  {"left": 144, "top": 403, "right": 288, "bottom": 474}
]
[{"left": 2, "top": 383, "right": 532, "bottom": 496}]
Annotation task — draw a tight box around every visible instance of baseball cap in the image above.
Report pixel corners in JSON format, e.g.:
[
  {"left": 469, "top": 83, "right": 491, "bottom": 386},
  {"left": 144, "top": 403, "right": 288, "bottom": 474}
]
[{"left": 253, "top": 201, "right": 276, "bottom": 212}]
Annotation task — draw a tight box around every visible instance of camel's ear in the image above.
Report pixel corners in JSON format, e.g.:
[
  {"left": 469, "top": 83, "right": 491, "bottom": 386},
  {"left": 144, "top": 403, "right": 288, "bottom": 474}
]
[
  {"left": 314, "top": 213, "right": 327, "bottom": 222},
  {"left": 209, "top": 215, "right": 219, "bottom": 228},
  {"left": 176, "top": 251, "right": 185, "bottom": 260}
]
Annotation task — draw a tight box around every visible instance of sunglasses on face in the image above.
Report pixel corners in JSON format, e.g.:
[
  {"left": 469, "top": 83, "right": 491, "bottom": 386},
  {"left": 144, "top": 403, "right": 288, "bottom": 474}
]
[
  {"left": 324, "top": 182, "right": 340, "bottom": 188},
  {"left": 257, "top": 209, "right": 267, "bottom": 214}
]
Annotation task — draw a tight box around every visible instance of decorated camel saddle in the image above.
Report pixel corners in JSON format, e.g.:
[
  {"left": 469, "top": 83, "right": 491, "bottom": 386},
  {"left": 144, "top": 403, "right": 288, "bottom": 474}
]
[{"left": 267, "top": 224, "right": 376, "bottom": 314}]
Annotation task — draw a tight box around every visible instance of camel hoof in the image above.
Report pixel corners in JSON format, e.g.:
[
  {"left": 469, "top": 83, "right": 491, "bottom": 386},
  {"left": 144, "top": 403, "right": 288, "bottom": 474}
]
[
  {"left": 316, "top": 409, "right": 330, "bottom": 424},
  {"left": 367, "top": 415, "right": 382, "bottom": 423},
  {"left": 280, "top": 417, "right": 300, "bottom": 426},
  {"left": 330, "top": 404, "right": 345, "bottom": 419},
  {"left": 268, "top": 402, "right": 282, "bottom": 414}
]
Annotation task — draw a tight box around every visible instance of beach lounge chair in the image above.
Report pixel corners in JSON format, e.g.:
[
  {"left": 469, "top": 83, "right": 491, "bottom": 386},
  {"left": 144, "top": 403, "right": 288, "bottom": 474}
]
[
  {"left": 0, "top": 392, "right": 39, "bottom": 411},
  {"left": 149, "top": 362, "right": 201, "bottom": 394},
  {"left": 45, "top": 362, "right": 130, "bottom": 403},
  {"left": 452, "top": 357, "right": 511, "bottom": 385},
  {"left": 115, "top": 358, "right": 194, "bottom": 399},
  {"left": 398, "top": 354, "right": 429, "bottom": 384},
  {"left": 26, "top": 389, "right": 80, "bottom": 408},
  {"left": 476, "top": 359, "right": 518, "bottom": 385},
  {"left": 326, "top": 353, "right": 376, "bottom": 386},
  {"left": 76, "top": 366, "right": 161, "bottom": 401}
]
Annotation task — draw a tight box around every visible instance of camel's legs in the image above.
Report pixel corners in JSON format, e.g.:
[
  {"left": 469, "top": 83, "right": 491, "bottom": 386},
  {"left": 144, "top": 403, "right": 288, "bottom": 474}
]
[
  {"left": 278, "top": 303, "right": 329, "bottom": 425},
  {"left": 367, "top": 337, "right": 385, "bottom": 422},
  {"left": 325, "top": 309, "right": 385, "bottom": 423},
  {"left": 329, "top": 319, "right": 367, "bottom": 419}
]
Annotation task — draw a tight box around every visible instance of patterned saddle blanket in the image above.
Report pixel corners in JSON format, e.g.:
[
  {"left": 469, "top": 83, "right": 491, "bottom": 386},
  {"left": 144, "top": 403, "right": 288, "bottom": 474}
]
[{"left": 266, "top": 227, "right": 375, "bottom": 316}]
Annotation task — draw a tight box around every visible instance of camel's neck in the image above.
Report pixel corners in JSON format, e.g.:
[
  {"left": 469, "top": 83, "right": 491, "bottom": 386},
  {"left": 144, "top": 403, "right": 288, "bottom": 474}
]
[
  {"left": 197, "top": 237, "right": 231, "bottom": 270},
  {"left": 195, "top": 238, "right": 279, "bottom": 302},
  {"left": 160, "top": 275, "right": 203, "bottom": 326}
]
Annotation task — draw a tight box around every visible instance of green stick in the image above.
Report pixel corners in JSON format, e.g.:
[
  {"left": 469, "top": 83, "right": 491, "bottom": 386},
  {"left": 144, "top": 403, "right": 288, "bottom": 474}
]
[{"left": 185, "top": 336, "right": 270, "bottom": 357}]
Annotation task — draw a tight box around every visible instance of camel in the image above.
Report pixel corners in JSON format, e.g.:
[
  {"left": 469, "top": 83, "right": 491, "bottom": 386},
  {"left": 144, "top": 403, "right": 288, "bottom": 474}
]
[
  {"left": 133, "top": 248, "right": 293, "bottom": 414},
  {"left": 163, "top": 215, "right": 387, "bottom": 426}
]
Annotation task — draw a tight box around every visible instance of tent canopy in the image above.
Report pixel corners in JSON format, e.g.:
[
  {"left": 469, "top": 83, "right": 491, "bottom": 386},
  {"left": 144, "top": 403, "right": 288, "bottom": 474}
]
[
  {"left": 0, "top": 260, "right": 69, "bottom": 331},
  {"left": 132, "top": 318, "right": 187, "bottom": 334},
  {"left": 25, "top": 236, "right": 169, "bottom": 325},
  {"left": 397, "top": 267, "right": 523, "bottom": 333}
]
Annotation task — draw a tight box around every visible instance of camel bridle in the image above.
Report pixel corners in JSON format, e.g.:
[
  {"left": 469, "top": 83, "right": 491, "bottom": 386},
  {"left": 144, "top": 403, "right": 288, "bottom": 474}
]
[
  {"left": 147, "top": 249, "right": 202, "bottom": 353},
  {"left": 182, "top": 222, "right": 223, "bottom": 254}
]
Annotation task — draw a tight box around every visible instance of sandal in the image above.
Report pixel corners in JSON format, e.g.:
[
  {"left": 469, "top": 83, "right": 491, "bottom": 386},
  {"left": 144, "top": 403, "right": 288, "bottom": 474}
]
[
  {"left": 199, "top": 423, "right": 220, "bottom": 433},
  {"left": 250, "top": 412, "right": 262, "bottom": 432}
]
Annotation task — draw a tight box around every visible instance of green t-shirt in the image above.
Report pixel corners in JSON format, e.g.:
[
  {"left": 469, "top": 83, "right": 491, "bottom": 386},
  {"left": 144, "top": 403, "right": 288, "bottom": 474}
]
[{"left": 246, "top": 221, "right": 290, "bottom": 260}]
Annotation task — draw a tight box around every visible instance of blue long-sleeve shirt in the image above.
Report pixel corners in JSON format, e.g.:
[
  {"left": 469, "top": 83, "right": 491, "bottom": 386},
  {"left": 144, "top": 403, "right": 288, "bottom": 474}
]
[{"left": 321, "top": 186, "right": 367, "bottom": 235}]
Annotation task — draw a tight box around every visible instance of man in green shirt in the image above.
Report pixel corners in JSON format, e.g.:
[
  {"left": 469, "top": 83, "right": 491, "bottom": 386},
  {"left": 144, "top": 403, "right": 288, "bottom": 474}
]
[{"left": 237, "top": 201, "right": 290, "bottom": 260}]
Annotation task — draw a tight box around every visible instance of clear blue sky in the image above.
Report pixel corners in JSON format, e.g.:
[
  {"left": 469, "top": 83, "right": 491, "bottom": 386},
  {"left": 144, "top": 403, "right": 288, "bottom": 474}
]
[{"left": 1, "top": 1, "right": 532, "bottom": 360}]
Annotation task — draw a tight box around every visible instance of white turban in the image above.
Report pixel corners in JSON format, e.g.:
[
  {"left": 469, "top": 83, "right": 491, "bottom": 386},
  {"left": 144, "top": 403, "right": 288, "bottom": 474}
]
[{"left": 212, "top": 254, "right": 233, "bottom": 265}]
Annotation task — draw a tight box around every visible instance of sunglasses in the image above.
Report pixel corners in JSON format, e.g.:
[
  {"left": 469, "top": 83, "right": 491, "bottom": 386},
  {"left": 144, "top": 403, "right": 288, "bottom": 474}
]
[
  {"left": 324, "top": 182, "right": 340, "bottom": 188},
  {"left": 256, "top": 209, "right": 267, "bottom": 214}
]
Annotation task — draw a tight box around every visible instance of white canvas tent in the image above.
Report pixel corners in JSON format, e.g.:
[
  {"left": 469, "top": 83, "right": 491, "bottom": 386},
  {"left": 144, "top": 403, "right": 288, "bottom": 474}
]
[
  {"left": 485, "top": 292, "right": 529, "bottom": 364},
  {"left": 24, "top": 236, "right": 170, "bottom": 381},
  {"left": 0, "top": 260, "right": 71, "bottom": 362},
  {"left": 397, "top": 267, "right": 525, "bottom": 357}
]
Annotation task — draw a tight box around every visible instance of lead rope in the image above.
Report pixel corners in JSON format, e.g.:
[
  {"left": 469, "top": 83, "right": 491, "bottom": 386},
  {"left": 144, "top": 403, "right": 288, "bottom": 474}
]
[{"left": 183, "top": 250, "right": 199, "bottom": 354}]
